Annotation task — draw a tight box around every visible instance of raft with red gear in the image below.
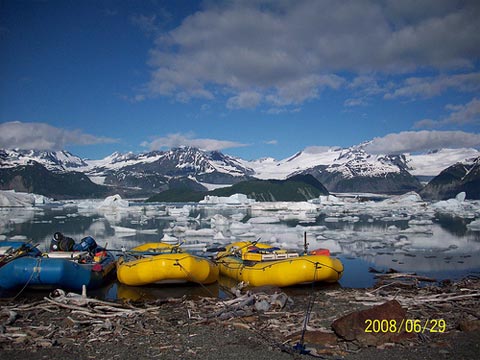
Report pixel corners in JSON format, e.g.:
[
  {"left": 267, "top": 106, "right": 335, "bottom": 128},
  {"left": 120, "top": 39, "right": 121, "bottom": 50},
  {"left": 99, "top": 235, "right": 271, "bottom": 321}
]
[{"left": 0, "top": 239, "right": 116, "bottom": 292}]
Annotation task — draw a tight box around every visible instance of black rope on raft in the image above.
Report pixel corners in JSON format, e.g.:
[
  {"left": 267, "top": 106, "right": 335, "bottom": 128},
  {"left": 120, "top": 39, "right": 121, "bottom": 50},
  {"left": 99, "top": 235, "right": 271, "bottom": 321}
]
[{"left": 294, "top": 262, "right": 320, "bottom": 356}]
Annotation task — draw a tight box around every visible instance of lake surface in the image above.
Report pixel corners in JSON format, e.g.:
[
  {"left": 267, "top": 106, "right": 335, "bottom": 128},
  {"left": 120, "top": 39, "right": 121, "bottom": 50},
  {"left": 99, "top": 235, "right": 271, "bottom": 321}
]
[{"left": 1, "top": 194, "right": 480, "bottom": 300}]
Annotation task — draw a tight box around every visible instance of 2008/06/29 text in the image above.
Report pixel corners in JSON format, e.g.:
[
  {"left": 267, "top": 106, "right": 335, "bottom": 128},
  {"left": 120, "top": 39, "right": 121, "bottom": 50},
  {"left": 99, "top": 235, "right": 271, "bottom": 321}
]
[{"left": 364, "top": 319, "right": 446, "bottom": 333}]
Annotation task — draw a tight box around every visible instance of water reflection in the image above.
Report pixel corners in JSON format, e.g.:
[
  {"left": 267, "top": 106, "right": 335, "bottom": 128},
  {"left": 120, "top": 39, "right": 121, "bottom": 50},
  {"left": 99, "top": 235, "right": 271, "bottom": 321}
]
[{"left": 1, "top": 197, "right": 480, "bottom": 300}]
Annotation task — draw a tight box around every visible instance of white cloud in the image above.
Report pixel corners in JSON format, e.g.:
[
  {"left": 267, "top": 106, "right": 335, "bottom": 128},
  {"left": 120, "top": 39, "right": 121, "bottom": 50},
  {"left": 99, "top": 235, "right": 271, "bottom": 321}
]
[
  {"left": 414, "top": 98, "right": 480, "bottom": 128},
  {"left": 134, "top": 0, "right": 480, "bottom": 108},
  {"left": 264, "top": 139, "right": 278, "bottom": 145},
  {"left": 365, "top": 130, "right": 480, "bottom": 154},
  {"left": 385, "top": 73, "right": 480, "bottom": 99},
  {"left": 0, "top": 121, "right": 118, "bottom": 150},
  {"left": 226, "top": 91, "right": 262, "bottom": 109},
  {"left": 141, "top": 133, "right": 248, "bottom": 151},
  {"left": 344, "top": 98, "right": 367, "bottom": 107},
  {"left": 304, "top": 146, "right": 338, "bottom": 154}
]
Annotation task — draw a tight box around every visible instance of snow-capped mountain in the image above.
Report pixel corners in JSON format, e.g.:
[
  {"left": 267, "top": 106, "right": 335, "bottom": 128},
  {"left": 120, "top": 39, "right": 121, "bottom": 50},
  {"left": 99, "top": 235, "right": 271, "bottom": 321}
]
[
  {"left": 83, "top": 146, "right": 255, "bottom": 191},
  {"left": 0, "top": 149, "right": 88, "bottom": 171},
  {"left": 258, "top": 144, "right": 421, "bottom": 194},
  {"left": 1, "top": 144, "right": 479, "bottom": 198},
  {"left": 242, "top": 145, "right": 480, "bottom": 180},
  {"left": 405, "top": 148, "right": 480, "bottom": 177},
  {"left": 241, "top": 144, "right": 480, "bottom": 194}
]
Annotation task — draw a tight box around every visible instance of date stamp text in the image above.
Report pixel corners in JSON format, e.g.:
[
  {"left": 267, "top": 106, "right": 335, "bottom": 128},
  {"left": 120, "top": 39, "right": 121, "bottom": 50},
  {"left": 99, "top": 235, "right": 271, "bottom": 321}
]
[{"left": 364, "top": 319, "right": 446, "bottom": 333}]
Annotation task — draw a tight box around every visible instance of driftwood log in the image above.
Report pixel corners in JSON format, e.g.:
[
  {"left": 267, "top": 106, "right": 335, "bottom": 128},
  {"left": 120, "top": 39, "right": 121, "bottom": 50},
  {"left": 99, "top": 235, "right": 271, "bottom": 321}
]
[{"left": 0, "top": 276, "right": 479, "bottom": 356}]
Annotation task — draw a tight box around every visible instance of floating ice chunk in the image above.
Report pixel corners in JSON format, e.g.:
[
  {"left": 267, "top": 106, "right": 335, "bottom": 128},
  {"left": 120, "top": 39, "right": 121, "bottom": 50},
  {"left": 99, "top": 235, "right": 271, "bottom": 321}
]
[
  {"left": 455, "top": 192, "right": 466, "bottom": 202},
  {"left": 0, "top": 190, "right": 36, "bottom": 207},
  {"left": 98, "top": 194, "right": 129, "bottom": 209},
  {"left": 161, "top": 233, "right": 178, "bottom": 244},
  {"left": 230, "top": 213, "right": 246, "bottom": 221},
  {"left": 166, "top": 205, "right": 192, "bottom": 217},
  {"left": 339, "top": 216, "right": 359, "bottom": 222},
  {"left": 251, "top": 201, "right": 317, "bottom": 212},
  {"left": 32, "top": 194, "right": 53, "bottom": 205},
  {"left": 236, "top": 232, "right": 257, "bottom": 238},
  {"left": 137, "top": 229, "right": 158, "bottom": 234},
  {"left": 387, "top": 225, "right": 400, "bottom": 232},
  {"left": 313, "top": 195, "right": 343, "bottom": 205},
  {"left": 211, "top": 214, "right": 230, "bottom": 227},
  {"left": 408, "top": 219, "right": 433, "bottom": 226},
  {"left": 213, "top": 231, "right": 226, "bottom": 240},
  {"left": 431, "top": 198, "right": 463, "bottom": 214},
  {"left": 200, "top": 193, "right": 255, "bottom": 204},
  {"left": 384, "top": 191, "right": 423, "bottom": 204},
  {"left": 112, "top": 225, "right": 137, "bottom": 233},
  {"left": 401, "top": 226, "right": 433, "bottom": 234},
  {"left": 9, "top": 235, "right": 28, "bottom": 240},
  {"left": 380, "top": 215, "right": 411, "bottom": 221},
  {"left": 75, "top": 199, "right": 101, "bottom": 209},
  {"left": 467, "top": 218, "right": 480, "bottom": 231},
  {"left": 247, "top": 216, "right": 280, "bottom": 224}
]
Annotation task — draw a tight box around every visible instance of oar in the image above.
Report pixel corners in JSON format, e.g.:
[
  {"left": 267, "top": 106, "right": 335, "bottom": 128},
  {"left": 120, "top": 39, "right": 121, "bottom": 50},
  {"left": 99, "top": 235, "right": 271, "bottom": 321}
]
[
  {"left": 214, "top": 238, "right": 262, "bottom": 260},
  {"left": 0, "top": 242, "right": 39, "bottom": 267},
  {"left": 204, "top": 246, "right": 227, "bottom": 252}
]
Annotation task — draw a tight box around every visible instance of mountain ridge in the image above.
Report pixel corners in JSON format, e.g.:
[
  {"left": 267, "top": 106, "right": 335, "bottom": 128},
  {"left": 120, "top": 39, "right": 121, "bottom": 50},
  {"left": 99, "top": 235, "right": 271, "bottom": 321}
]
[{"left": 1, "top": 144, "right": 479, "bottom": 199}]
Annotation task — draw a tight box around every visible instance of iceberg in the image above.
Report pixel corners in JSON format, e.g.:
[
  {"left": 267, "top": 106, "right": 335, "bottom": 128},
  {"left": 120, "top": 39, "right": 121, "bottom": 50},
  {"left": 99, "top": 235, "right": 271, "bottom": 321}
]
[
  {"left": 161, "top": 233, "right": 179, "bottom": 244},
  {"left": 166, "top": 205, "right": 192, "bottom": 217},
  {"left": 467, "top": 218, "right": 480, "bottom": 231},
  {"left": 112, "top": 225, "right": 137, "bottom": 233},
  {"left": 455, "top": 192, "right": 466, "bottom": 202},
  {"left": 247, "top": 216, "right": 280, "bottom": 224},
  {"left": 313, "top": 194, "right": 343, "bottom": 205},
  {"left": 0, "top": 190, "right": 52, "bottom": 207},
  {"left": 384, "top": 191, "right": 423, "bottom": 204},
  {"left": 98, "top": 194, "right": 129, "bottom": 209},
  {"left": 199, "top": 193, "right": 256, "bottom": 204}
]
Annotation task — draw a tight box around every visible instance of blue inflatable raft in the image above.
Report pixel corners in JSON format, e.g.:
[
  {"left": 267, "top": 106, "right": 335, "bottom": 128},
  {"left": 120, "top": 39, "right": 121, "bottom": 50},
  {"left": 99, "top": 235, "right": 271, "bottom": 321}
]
[{"left": 0, "top": 241, "right": 116, "bottom": 292}]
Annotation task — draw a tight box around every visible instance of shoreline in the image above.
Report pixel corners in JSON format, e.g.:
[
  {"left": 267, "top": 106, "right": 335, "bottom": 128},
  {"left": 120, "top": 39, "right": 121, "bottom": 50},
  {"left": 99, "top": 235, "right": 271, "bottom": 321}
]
[{"left": 1, "top": 277, "right": 479, "bottom": 359}]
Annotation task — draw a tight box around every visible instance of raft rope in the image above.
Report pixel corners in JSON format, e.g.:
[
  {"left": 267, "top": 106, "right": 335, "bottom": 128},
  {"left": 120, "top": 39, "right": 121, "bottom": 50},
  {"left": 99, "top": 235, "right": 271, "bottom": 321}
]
[
  {"left": 215, "top": 240, "right": 342, "bottom": 280},
  {"left": 294, "top": 262, "right": 320, "bottom": 355},
  {"left": 218, "top": 257, "right": 343, "bottom": 281},
  {"left": 7, "top": 257, "right": 42, "bottom": 301},
  {"left": 174, "top": 260, "right": 306, "bottom": 357},
  {"left": 217, "top": 248, "right": 332, "bottom": 356}
]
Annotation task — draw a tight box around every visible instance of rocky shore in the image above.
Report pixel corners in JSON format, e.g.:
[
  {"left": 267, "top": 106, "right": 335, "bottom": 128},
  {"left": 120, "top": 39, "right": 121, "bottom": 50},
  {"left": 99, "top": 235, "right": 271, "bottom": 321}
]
[{"left": 1, "top": 276, "right": 479, "bottom": 359}]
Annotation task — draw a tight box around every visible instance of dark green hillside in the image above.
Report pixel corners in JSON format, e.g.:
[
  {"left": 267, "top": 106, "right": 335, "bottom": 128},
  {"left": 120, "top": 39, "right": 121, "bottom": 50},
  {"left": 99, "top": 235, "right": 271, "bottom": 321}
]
[
  {"left": 147, "top": 174, "right": 328, "bottom": 202},
  {"left": 0, "top": 162, "right": 109, "bottom": 199},
  {"left": 148, "top": 188, "right": 207, "bottom": 202},
  {"left": 420, "top": 157, "right": 480, "bottom": 200}
]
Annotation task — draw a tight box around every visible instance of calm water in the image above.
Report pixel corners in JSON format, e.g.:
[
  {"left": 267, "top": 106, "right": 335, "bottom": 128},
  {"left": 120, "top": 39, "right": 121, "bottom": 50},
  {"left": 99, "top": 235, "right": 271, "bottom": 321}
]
[{"left": 1, "top": 198, "right": 479, "bottom": 300}]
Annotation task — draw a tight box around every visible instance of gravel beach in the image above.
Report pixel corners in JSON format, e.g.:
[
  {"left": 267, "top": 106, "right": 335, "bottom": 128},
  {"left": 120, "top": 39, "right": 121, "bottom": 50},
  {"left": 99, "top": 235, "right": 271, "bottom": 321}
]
[{"left": 1, "top": 278, "right": 479, "bottom": 359}]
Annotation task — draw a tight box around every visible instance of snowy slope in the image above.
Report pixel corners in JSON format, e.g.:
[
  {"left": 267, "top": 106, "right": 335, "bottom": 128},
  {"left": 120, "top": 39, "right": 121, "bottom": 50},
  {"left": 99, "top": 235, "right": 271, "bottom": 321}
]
[
  {"left": 242, "top": 145, "right": 405, "bottom": 180},
  {"left": 1, "top": 145, "right": 478, "bottom": 185},
  {"left": 241, "top": 146, "right": 342, "bottom": 179},
  {"left": 0, "top": 149, "right": 88, "bottom": 171},
  {"left": 242, "top": 146, "right": 480, "bottom": 180},
  {"left": 405, "top": 148, "right": 480, "bottom": 176},
  {"left": 84, "top": 147, "right": 253, "bottom": 177}
]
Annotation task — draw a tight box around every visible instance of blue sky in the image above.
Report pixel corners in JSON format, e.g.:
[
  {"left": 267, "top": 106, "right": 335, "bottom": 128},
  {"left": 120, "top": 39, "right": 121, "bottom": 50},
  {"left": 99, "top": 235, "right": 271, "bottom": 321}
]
[{"left": 1, "top": 0, "right": 479, "bottom": 160}]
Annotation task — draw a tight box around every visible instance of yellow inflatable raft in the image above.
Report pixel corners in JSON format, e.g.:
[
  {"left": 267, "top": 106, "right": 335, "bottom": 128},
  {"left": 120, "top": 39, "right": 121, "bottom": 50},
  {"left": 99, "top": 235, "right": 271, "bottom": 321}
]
[
  {"left": 117, "top": 243, "right": 219, "bottom": 286},
  {"left": 216, "top": 241, "right": 343, "bottom": 287}
]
